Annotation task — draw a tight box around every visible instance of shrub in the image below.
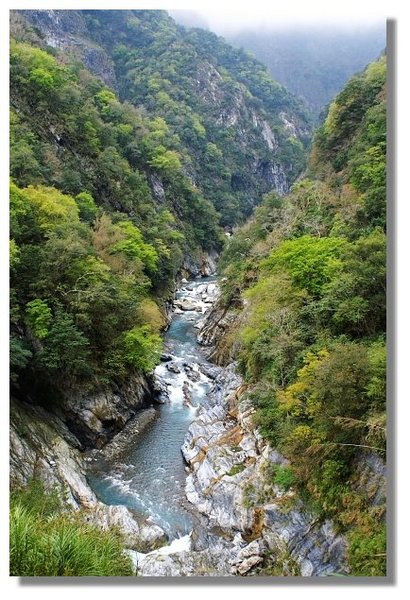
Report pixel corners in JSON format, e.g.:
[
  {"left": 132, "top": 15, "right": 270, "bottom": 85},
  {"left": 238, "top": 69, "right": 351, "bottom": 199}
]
[
  {"left": 122, "top": 325, "right": 163, "bottom": 373},
  {"left": 348, "top": 524, "right": 386, "bottom": 576},
  {"left": 271, "top": 466, "right": 297, "bottom": 491}
]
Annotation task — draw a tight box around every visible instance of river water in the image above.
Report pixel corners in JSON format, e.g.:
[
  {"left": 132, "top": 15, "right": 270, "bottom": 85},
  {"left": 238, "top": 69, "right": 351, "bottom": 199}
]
[{"left": 86, "top": 277, "right": 218, "bottom": 539}]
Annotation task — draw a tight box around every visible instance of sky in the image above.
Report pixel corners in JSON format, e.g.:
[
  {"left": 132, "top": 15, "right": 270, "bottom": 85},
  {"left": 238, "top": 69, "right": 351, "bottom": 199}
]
[{"left": 169, "top": 8, "right": 386, "bottom": 35}]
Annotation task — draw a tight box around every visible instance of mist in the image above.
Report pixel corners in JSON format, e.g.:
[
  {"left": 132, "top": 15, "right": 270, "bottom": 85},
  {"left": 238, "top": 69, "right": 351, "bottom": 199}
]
[{"left": 169, "top": 9, "right": 385, "bottom": 36}]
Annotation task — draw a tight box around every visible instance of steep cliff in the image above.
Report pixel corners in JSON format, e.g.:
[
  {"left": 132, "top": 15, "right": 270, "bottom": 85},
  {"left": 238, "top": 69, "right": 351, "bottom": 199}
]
[{"left": 9, "top": 9, "right": 311, "bottom": 476}]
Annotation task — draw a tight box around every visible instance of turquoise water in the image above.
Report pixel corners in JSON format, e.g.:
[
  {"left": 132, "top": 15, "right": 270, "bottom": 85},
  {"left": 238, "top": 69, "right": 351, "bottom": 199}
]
[{"left": 86, "top": 278, "right": 216, "bottom": 538}]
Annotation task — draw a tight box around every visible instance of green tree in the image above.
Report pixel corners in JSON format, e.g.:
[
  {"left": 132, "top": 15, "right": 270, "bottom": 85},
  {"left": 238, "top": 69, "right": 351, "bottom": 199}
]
[
  {"left": 263, "top": 235, "right": 347, "bottom": 296},
  {"left": 121, "top": 325, "right": 163, "bottom": 373},
  {"left": 25, "top": 299, "right": 52, "bottom": 339},
  {"left": 75, "top": 192, "right": 98, "bottom": 223},
  {"left": 40, "top": 310, "right": 91, "bottom": 379}
]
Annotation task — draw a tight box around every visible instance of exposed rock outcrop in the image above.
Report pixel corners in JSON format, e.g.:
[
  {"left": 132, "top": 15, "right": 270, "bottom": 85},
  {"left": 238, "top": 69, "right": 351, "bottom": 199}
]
[
  {"left": 18, "top": 9, "right": 118, "bottom": 89},
  {"left": 10, "top": 399, "right": 96, "bottom": 508},
  {"left": 181, "top": 250, "right": 219, "bottom": 279},
  {"left": 180, "top": 363, "right": 350, "bottom": 576},
  {"left": 197, "top": 299, "right": 241, "bottom": 365},
  {"left": 54, "top": 374, "right": 155, "bottom": 449}
]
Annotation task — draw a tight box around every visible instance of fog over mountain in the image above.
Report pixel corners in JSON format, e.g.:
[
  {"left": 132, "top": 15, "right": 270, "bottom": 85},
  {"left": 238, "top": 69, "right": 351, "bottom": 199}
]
[{"left": 170, "top": 10, "right": 385, "bottom": 118}]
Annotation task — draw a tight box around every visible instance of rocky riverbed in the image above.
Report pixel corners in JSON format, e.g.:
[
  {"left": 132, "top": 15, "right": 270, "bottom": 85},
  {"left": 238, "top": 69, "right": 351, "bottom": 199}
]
[
  {"left": 10, "top": 274, "right": 351, "bottom": 577},
  {"left": 131, "top": 360, "right": 349, "bottom": 576},
  {"left": 121, "top": 281, "right": 350, "bottom": 576}
]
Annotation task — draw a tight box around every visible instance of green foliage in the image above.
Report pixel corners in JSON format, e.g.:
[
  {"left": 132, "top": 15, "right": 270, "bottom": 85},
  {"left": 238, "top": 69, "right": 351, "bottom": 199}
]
[
  {"left": 89, "top": 10, "right": 310, "bottom": 225},
  {"left": 25, "top": 298, "right": 52, "bottom": 339},
  {"left": 263, "top": 235, "right": 346, "bottom": 296},
  {"left": 10, "top": 239, "right": 20, "bottom": 268},
  {"left": 220, "top": 57, "right": 386, "bottom": 575},
  {"left": 348, "top": 524, "right": 386, "bottom": 576},
  {"left": 23, "top": 185, "right": 80, "bottom": 232},
  {"left": 75, "top": 192, "right": 98, "bottom": 223},
  {"left": 39, "top": 310, "right": 91, "bottom": 378},
  {"left": 9, "top": 178, "right": 168, "bottom": 392},
  {"left": 10, "top": 480, "right": 133, "bottom": 576},
  {"left": 366, "top": 340, "right": 386, "bottom": 411},
  {"left": 121, "top": 325, "right": 163, "bottom": 373},
  {"left": 271, "top": 465, "right": 297, "bottom": 491},
  {"left": 9, "top": 35, "right": 221, "bottom": 262},
  {"left": 11, "top": 478, "right": 61, "bottom": 518},
  {"left": 10, "top": 336, "right": 32, "bottom": 382},
  {"left": 322, "top": 231, "right": 386, "bottom": 336},
  {"left": 112, "top": 221, "right": 159, "bottom": 274},
  {"left": 148, "top": 145, "right": 182, "bottom": 174},
  {"left": 310, "top": 56, "right": 386, "bottom": 231},
  {"left": 240, "top": 272, "right": 304, "bottom": 384}
]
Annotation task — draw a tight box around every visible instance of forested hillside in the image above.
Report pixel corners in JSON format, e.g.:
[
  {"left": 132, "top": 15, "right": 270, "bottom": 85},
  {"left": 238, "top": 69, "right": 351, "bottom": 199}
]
[
  {"left": 15, "top": 10, "right": 311, "bottom": 225},
  {"left": 10, "top": 9, "right": 309, "bottom": 401},
  {"left": 218, "top": 56, "right": 387, "bottom": 575}
]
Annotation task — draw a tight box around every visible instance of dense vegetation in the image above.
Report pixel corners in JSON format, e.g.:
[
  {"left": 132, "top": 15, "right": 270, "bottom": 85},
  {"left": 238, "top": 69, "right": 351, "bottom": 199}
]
[
  {"left": 227, "top": 24, "right": 385, "bottom": 119},
  {"left": 9, "top": 10, "right": 311, "bottom": 401},
  {"left": 10, "top": 480, "right": 133, "bottom": 576},
  {"left": 9, "top": 10, "right": 386, "bottom": 578},
  {"left": 220, "top": 56, "right": 386, "bottom": 576},
  {"left": 16, "top": 9, "right": 311, "bottom": 225}
]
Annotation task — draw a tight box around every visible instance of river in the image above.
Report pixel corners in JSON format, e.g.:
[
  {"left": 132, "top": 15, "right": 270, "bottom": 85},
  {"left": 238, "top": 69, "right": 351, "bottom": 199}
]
[{"left": 86, "top": 277, "right": 219, "bottom": 539}]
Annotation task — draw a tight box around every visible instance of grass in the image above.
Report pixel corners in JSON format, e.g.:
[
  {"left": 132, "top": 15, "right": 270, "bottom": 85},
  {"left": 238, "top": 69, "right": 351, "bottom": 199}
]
[{"left": 10, "top": 480, "right": 134, "bottom": 577}]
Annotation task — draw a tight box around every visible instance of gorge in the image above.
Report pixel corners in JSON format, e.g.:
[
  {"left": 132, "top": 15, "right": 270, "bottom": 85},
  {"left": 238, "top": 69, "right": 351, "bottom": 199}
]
[{"left": 9, "top": 9, "right": 386, "bottom": 578}]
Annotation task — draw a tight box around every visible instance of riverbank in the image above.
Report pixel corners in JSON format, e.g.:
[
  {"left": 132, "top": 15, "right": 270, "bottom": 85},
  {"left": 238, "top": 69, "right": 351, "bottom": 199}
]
[{"left": 9, "top": 273, "right": 360, "bottom": 576}]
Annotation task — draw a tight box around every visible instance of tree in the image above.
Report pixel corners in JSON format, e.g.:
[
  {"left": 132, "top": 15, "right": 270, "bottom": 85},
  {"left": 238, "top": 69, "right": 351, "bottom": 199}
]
[
  {"left": 121, "top": 325, "right": 163, "bottom": 373},
  {"left": 23, "top": 186, "right": 80, "bottom": 233},
  {"left": 75, "top": 192, "right": 98, "bottom": 224},
  {"left": 263, "top": 235, "right": 347, "bottom": 296},
  {"left": 39, "top": 310, "right": 91, "bottom": 379},
  {"left": 25, "top": 299, "right": 52, "bottom": 339}
]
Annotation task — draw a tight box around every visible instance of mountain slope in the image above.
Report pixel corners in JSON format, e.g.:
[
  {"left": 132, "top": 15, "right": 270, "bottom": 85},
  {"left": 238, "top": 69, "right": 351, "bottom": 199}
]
[
  {"left": 9, "top": 9, "right": 312, "bottom": 438},
  {"left": 15, "top": 10, "right": 311, "bottom": 226},
  {"left": 211, "top": 56, "right": 387, "bottom": 576}
]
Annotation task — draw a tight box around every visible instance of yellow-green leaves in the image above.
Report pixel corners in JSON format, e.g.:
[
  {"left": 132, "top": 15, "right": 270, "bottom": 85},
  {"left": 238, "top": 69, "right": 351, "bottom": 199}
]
[
  {"left": 23, "top": 185, "right": 79, "bottom": 232},
  {"left": 262, "top": 235, "right": 347, "bottom": 296},
  {"left": 122, "top": 325, "right": 163, "bottom": 373},
  {"left": 111, "top": 220, "right": 159, "bottom": 273},
  {"left": 148, "top": 145, "right": 182, "bottom": 175}
]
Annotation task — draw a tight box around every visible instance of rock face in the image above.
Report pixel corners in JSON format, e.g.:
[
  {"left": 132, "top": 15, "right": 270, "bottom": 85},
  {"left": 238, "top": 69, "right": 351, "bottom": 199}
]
[
  {"left": 10, "top": 399, "right": 96, "bottom": 508},
  {"left": 18, "top": 10, "right": 118, "bottom": 90},
  {"left": 128, "top": 533, "right": 265, "bottom": 577},
  {"left": 181, "top": 250, "right": 219, "bottom": 279},
  {"left": 55, "top": 373, "right": 154, "bottom": 448},
  {"left": 197, "top": 299, "right": 242, "bottom": 365},
  {"left": 180, "top": 363, "right": 350, "bottom": 576},
  {"left": 84, "top": 504, "right": 167, "bottom": 551},
  {"left": 10, "top": 398, "right": 167, "bottom": 553}
]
